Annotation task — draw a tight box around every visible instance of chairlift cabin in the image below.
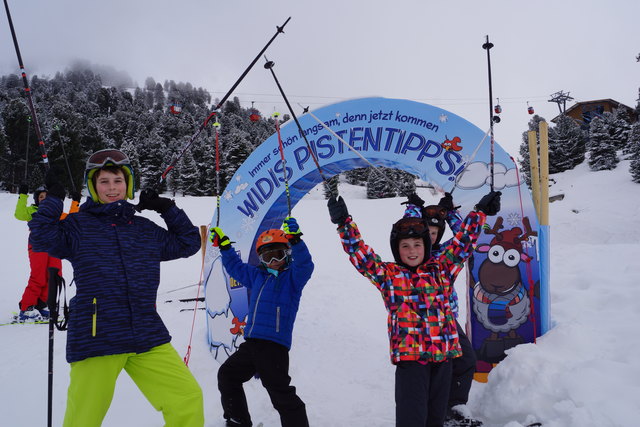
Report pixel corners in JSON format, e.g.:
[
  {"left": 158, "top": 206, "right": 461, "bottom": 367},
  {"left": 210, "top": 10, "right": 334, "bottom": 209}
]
[
  {"left": 249, "top": 101, "right": 261, "bottom": 122},
  {"left": 169, "top": 102, "right": 182, "bottom": 115},
  {"left": 494, "top": 98, "right": 502, "bottom": 114},
  {"left": 527, "top": 101, "right": 534, "bottom": 115}
]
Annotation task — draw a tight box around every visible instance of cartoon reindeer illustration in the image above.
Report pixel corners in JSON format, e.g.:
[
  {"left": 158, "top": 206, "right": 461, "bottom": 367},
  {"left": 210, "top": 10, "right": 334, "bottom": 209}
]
[{"left": 473, "top": 216, "right": 537, "bottom": 362}]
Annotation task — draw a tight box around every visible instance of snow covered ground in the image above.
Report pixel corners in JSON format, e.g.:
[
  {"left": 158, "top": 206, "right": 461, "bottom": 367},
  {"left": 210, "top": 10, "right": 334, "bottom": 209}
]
[{"left": 1, "top": 159, "right": 639, "bottom": 427}]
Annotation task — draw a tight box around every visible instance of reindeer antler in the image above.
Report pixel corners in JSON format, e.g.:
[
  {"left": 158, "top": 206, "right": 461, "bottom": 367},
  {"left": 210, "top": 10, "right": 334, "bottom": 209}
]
[
  {"left": 484, "top": 216, "right": 504, "bottom": 239},
  {"left": 519, "top": 217, "right": 538, "bottom": 242}
]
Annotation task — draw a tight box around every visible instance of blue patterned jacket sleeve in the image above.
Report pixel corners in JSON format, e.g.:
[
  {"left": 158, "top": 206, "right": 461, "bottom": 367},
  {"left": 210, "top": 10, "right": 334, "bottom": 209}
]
[
  {"left": 157, "top": 205, "right": 201, "bottom": 261},
  {"left": 28, "top": 196, "right": 79, "bottom": 259}
]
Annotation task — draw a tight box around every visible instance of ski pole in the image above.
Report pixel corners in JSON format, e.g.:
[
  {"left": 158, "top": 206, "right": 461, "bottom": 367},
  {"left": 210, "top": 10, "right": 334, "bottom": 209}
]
[
  {"left": 46, "top": 267, "right": 61, "bottom": 427},
  {"left": 213, "top": 117, "right": 222, "bottom": 226},
  {"left": 3, "top": 0, "right": 50, "bottom": 170},
  {"left": 300, "top": 105, "right": 410, "bottom": 198},
  {"left": 482, "top": 35, "right": 496, "bottom": 191},
  {"left": 23, "top": 115, "right": 31, "bottom": 181},
  {"left": 263, "top": 57, "right": 336, "bottom": 196},
  {"left": 158, "top": 17, "right": 292, "bottom": 187},
  {"left": 273, "top": 111, "right": 292, "bottom": 215},
  {"left": 54, "top": 124, "right": 77, "bottom": 192}
]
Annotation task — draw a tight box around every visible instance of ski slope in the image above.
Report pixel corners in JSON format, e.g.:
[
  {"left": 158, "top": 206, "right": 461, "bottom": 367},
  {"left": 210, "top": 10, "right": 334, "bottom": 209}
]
[{"left": 1, "top": 159, "right": 639, "bottom": 427}]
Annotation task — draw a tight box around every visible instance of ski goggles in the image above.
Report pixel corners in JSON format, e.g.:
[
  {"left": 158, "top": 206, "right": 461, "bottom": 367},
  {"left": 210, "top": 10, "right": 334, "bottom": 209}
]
[
  {"left": 423, "top": 205, "right": 448, "bottom": 220},
  {"left": 393, "top": 218, "right": 428, "bottom": 236},
  {"left": 258, "top": 247, "right": 291, "bottom": 264},
  {"left": 86, "top": 149, "right": 131, "bottom": 170}
]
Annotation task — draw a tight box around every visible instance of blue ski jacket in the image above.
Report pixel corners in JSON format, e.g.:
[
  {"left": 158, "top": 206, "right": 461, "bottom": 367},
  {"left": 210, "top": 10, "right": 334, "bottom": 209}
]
[
  {"left": 220, "top": 240, "right": 313, "bottom": 349},
  {"left": 29, "top": 196, "right": 200, "bottom": 363}
]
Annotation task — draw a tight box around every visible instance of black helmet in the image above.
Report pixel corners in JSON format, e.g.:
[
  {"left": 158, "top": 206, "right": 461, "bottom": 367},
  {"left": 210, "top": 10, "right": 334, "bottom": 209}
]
[
  {"left": 390, "top": 217, "right": 432, "bottom": 266},
  {"left": 33, "top": 186, "right": 47, "bottom": 206},
  {"left": 422, "top": 205, "right": 447, "bottom": 245}
]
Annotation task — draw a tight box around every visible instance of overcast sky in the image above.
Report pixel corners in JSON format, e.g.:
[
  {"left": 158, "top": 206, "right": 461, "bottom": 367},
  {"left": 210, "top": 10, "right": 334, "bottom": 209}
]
[{"left": 1, "top": 0, "right": 638, "bottom": 156}]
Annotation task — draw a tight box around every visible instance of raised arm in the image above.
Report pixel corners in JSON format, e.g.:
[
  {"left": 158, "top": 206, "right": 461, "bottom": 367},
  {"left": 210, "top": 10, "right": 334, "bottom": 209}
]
[{"left": 328, "top": 196, "right": 389, "bottom": 290}]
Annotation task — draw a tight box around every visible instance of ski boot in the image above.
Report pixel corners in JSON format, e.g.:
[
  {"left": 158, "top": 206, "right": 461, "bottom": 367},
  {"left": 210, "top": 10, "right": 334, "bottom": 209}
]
[
  {"left": 445, "top": 405, "right": 483, "bottom": 426},
  {"left": 17, "top": 306, "right": 45, "bottom": 323}
]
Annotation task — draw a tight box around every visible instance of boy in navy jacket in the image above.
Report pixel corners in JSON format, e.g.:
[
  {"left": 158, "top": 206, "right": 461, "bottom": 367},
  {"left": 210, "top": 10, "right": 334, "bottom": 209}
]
[
  {"left": 210, "top": 217, "right": 313, "bottom": 427},
  {"left": 29, "top": 149, "right": 204, "bottom": 427}
]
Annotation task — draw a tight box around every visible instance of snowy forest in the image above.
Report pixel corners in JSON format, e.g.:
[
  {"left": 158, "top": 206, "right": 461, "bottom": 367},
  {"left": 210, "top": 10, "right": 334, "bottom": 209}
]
[
  {"left": 0, "top": 66, "right": 416, "bottom": 197},
  {"left": 518, "top": 95, "right": 640, "bottom": 185},
  {"left": 1, "top": 65, "right": 639, "bottom": 197}
]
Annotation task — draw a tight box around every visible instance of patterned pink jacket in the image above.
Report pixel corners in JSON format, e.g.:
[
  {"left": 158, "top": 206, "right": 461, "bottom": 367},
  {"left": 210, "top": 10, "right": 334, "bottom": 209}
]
[{"left": 337, "top": 211, "right": 485, "bottom": 364}]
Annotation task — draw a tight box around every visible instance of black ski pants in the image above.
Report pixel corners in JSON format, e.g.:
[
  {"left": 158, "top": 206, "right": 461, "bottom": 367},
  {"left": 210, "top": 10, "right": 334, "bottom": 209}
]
[
  {"left": 448, "top": 320, "right": 477, "bottom": 408},
  {"left": 217, "top": 338, "right": 309, "bottom": 427},
  {"left": 395, "top": 359, "right": 452, "bottom": 427}
]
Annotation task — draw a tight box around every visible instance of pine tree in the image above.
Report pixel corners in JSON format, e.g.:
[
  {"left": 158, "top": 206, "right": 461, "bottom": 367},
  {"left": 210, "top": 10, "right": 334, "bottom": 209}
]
[
  {"left": 611, "top": 106, "right": 633, "bottom": 154},
  {"left": 366, "top": 166, "right": 396, "bottom": 199},
  {"left": 120, "top": 139, "right": 141, "bottom": 191},
  {"left": 176, "top": 149, "right": 199, "bottom": 196},
  {"left": 548, "top": 114, "right": 587, "bottom": 172},
  {"left": 395, "top": 170, "right": 417, "bottom": 196},
  {"left": 588, "top": 116, "right": 619, "bottom": 171},
  {"left": 628, "top": 122, "right": 640, "bottom": 183},
  {"left": 344, "top": 167, "right": 368, "bottom": 185},
  {"left": 323, "top": 175, "right": 339, "bottom": 199}
]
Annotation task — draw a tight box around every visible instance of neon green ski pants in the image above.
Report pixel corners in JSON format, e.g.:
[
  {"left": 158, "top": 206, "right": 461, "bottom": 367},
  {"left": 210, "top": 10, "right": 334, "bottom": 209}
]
[{"left": 63, "top": 343, "right": 204, "bottom": 427}]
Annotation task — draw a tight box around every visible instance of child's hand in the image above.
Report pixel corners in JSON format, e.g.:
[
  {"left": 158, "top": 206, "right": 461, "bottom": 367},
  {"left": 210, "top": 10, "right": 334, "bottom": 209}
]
[
  {"left": 402, "top": 192, "right": 425, "bottom": 207},
  {"left": 209, "top": 226, "right": 231, "bottom": 249},
  {"left": 45, "top": 168, "right": 66, "bottom": 201},
  {"left": 438, "top": 192, "right": 456, "bottom": 212},
  {"left": 19, "top": 182, "right": 29, "bottom": 195},
  {"left": 475, "top": 191, "right": 502, "bottom": 216},
  {"left": 282, "top": 217, "right": 301, "bottom": 235},
  {"left": 327, "top": 196, "right": 349, "bottom": 225},
  {"left": 283, "top": 217, "right": 302, "bottom": 244},
  {"left": 136, "top": 189, "right": 175, "bottom": 214}
]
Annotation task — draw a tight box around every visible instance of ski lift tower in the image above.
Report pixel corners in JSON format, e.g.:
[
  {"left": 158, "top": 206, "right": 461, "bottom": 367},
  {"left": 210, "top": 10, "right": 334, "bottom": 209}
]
[{"left": 548, "top": 90, "right": 574, "bottom": 115}]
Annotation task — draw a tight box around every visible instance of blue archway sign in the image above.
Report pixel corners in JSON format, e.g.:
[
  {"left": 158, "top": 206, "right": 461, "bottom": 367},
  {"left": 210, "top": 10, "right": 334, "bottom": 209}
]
[{"left": 203, "top": 97, "right": 548, "bottom": 377}]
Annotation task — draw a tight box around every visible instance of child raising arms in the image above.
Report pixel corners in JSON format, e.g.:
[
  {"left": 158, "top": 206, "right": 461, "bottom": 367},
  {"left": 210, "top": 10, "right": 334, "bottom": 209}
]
[{"left": 327, "top": 191, "right": 500, "bottom": 427}]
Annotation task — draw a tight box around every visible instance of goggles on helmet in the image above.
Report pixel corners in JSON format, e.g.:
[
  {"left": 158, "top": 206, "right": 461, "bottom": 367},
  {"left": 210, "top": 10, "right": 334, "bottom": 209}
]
[
  {"left": 392, "top": 217, "right": 428, "bottom": 237},
  {"left": 258, "top": 247, "right": 291, "bottom": 264},
  {"left": 423, "top": 205, "right": 448, "bottom": 220},
  {"left": 86, "top": 149, "right": 131, "bottom": 170}
]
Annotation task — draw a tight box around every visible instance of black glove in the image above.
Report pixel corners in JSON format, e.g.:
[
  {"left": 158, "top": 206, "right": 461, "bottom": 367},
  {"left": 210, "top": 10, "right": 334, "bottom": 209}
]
[
  {"left": 70, "top": 191, "right": 82, "bottom": 203},
  {"left": 136, "top": 189, "right": 175, "bottom": 214},
  {"left": 475, "top": 191, "right": 502, "bottom": 216},
  {"left": 402, "top": 192, "right": 425, "bottom": 207},
  {"left": 438, "top": 192, "right": 455, "bottom": 212},
  {"left": 45, "top": 168, "right": 66, "bottom": 200},
  {"left": 327, "top": 196, "right": 349, "bottom": 225},
  {"left": 19, "top": 182, "right": 29, "bottom": 195}
]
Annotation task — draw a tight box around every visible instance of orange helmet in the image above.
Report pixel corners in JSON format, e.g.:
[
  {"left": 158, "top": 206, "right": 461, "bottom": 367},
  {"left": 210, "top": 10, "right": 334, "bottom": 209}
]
[{"left": 255, "top": 229, "right": 290, "bottom": 254}]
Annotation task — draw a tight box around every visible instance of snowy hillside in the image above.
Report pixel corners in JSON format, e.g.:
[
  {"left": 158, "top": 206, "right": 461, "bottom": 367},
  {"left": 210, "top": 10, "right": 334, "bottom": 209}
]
[{"left": 1, "top": 160, "right": 639, "bottom": 427}]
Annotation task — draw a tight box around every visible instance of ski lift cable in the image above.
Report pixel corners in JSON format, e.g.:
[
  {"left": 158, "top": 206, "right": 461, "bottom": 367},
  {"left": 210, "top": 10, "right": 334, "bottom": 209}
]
[
  {"left": 449, "top": 127, "right": 491, "bottom": 194},
  {"left": 158, "top": 17, "right": 291, "bottom": 187}
]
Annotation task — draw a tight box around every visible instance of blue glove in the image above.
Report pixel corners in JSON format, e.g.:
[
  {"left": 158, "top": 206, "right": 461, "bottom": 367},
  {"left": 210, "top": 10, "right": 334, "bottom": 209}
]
[{"left": 282, "top": 217, "right": 301, "bottom": 235}]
